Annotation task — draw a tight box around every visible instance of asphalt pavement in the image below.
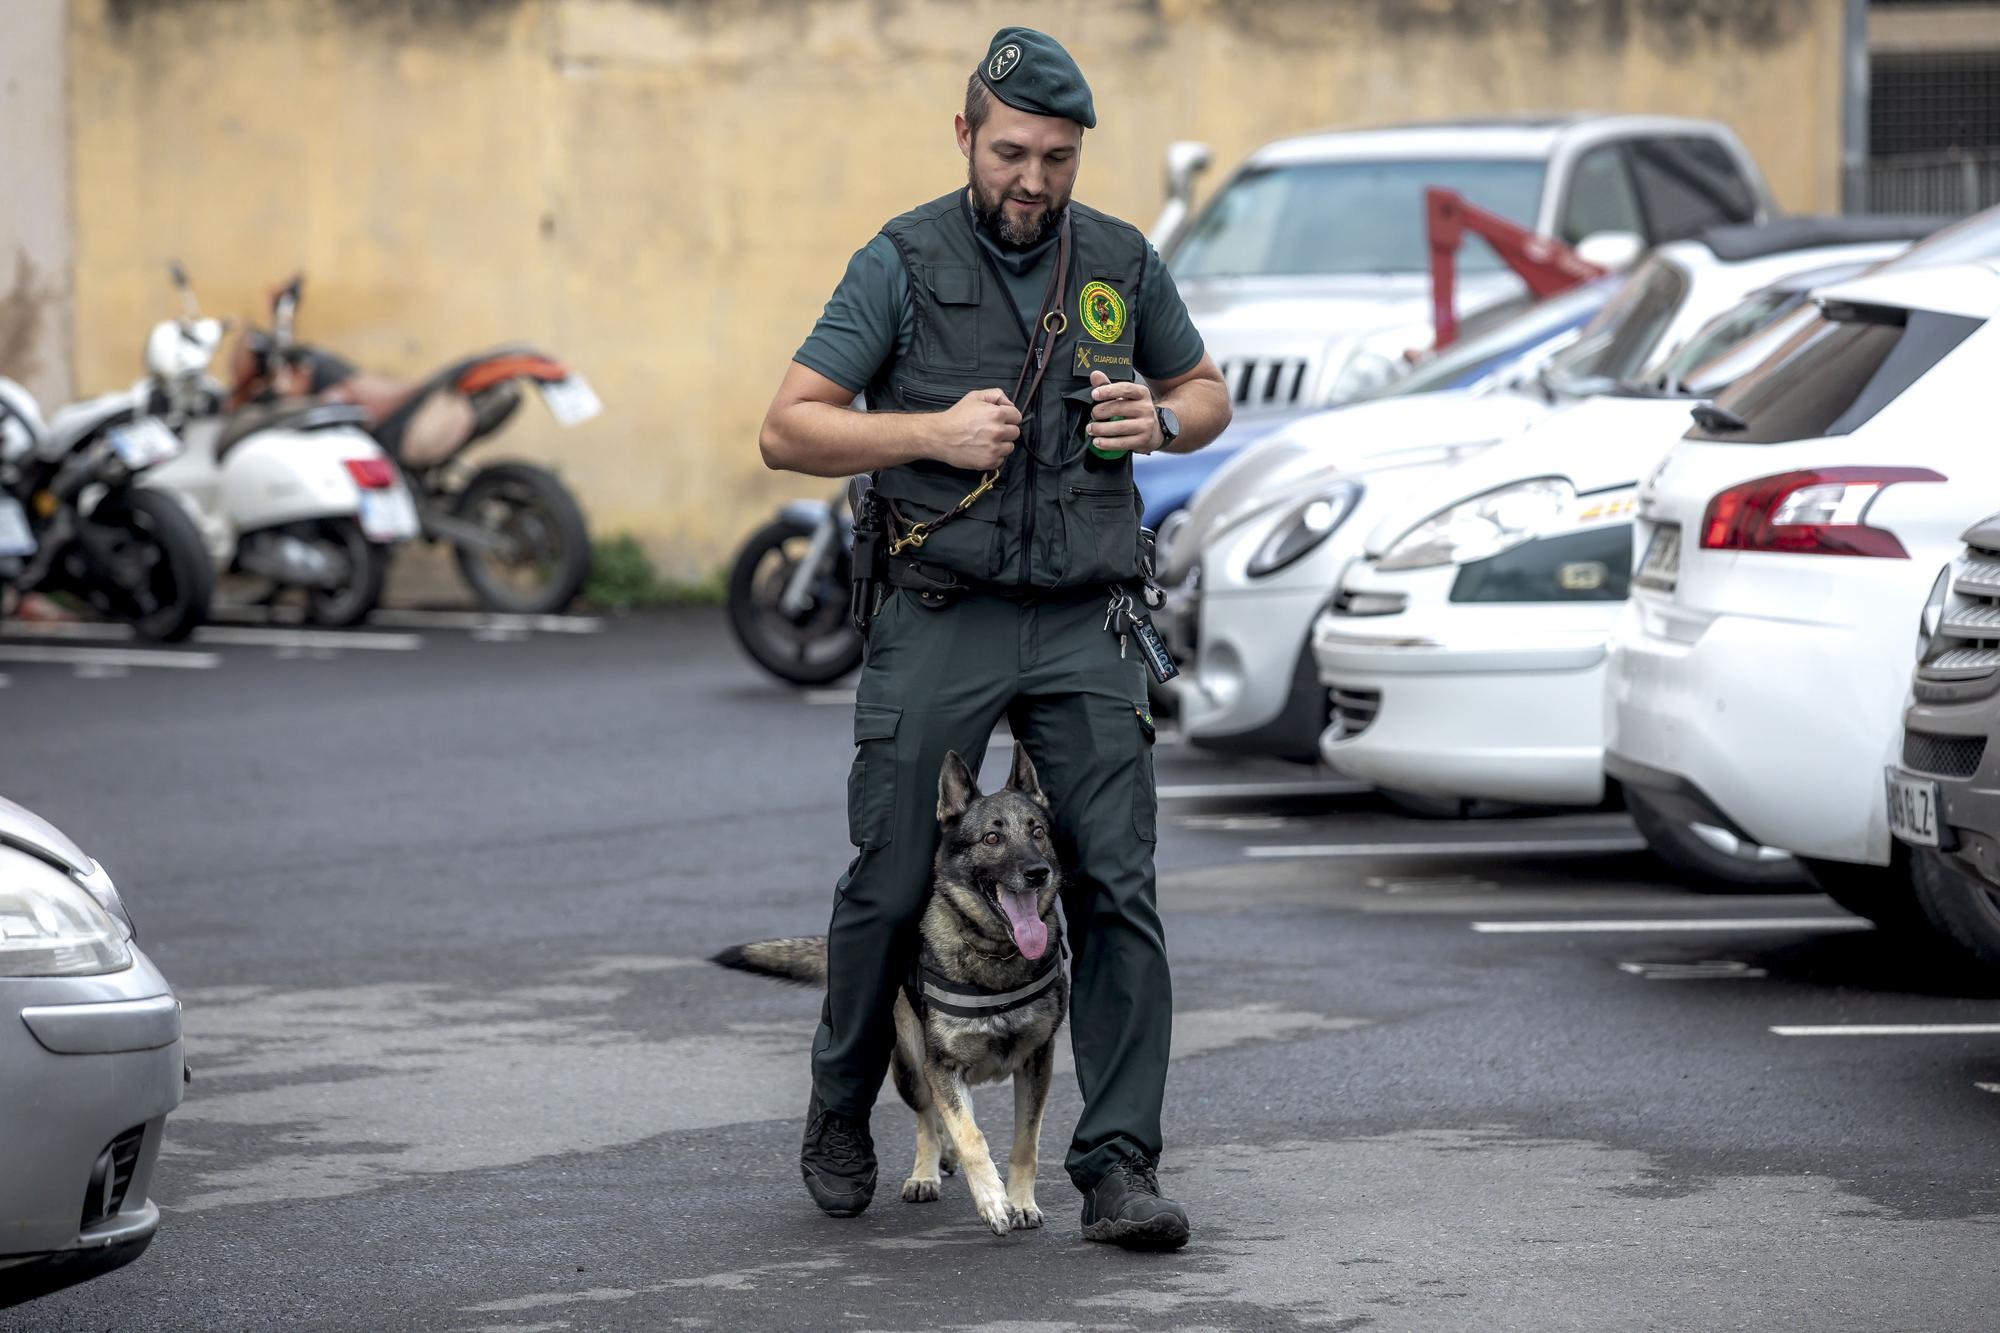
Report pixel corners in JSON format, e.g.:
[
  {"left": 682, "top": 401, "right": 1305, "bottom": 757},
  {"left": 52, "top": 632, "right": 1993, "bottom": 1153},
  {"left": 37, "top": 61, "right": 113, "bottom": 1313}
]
[{"left": 3, "top": 609, "right": 1997, "bottom": 1331}]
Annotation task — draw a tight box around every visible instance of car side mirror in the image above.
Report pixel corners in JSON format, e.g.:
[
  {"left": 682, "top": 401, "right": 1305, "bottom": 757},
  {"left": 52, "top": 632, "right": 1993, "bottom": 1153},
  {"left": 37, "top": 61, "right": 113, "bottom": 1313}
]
[
  {"left": 1574, "top": 230, "right": 1646, "bottom": 272},
  {"left": 1148, "top": 140, "right": 1213, "bottom": 253}
]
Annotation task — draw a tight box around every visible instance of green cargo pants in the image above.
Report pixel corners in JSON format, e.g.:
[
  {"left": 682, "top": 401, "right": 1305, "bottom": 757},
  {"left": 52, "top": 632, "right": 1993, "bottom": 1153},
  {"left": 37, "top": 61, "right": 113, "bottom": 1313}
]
[{"left": 810, "top": 583, "right": 1170, "bottom": 1191}]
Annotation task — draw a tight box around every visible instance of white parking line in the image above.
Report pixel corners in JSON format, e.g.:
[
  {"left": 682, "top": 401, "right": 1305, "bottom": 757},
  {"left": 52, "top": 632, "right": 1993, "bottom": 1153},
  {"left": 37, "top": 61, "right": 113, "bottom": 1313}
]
[
  {"left": 365, "top": 608, "right": 606, "bottom": 634},
  {"left": 1474, "top": 917, "right": 1868, "bottom": 934},
  {"left": 1770, "top": 1023, "right": 2000, "bottom": 1037},
  {"left": 1249, "top": 835, "right": 1648, "bottom": 860},
  {"left": 1618, "top": 960, "right": 1769, "bottom": 980},
  {"left": 195, "top": 626, "right": 423, "bottom": 652},
  {"left": 0, "top": 644, "right": 220, "bottom": 670},
  {"left": 206, "top": 604, "right": 605, "bottom": 635},
  {"left": 2, "top": 621, "right": 421, "bottom": 651},
  {"left": 1161, "top": 779, "right": 1370, "bottom": 800}
]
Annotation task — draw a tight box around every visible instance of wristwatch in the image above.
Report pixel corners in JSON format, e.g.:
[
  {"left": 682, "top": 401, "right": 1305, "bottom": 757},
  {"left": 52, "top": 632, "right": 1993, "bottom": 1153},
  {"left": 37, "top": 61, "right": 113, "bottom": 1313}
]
[{"left": 1153, "top": 405, "right": 1181, "bottom": 452}]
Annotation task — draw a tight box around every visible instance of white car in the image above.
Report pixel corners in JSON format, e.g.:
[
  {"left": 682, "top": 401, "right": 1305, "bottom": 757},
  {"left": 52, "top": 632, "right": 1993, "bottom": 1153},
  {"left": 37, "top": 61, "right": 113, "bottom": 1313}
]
[
  {"left": 1168, "top": 115, "right": 1770, "bottom": 413},
  {"left": 1604, "top": 258, "right": 2000, "bottom": 925},
  {"left": 1310, "top": 234, "right": 1929, "bottom": 877},
  {"left": 1174, "top": 220, "right": 1927, "bottom": 763}
]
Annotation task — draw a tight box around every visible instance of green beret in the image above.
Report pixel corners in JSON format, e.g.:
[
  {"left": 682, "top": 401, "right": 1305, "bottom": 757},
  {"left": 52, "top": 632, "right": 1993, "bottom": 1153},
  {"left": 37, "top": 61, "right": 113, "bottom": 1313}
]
[{"left": 977, "top": 27, "right": 1095, "bottom": 130}]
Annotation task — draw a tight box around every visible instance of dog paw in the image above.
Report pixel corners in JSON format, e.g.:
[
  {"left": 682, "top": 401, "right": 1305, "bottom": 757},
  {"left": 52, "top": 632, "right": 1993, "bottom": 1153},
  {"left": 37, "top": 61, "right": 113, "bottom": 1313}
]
[
  {"left": 939, "top": 1154, "right": 958, "bottom": 1177},
  {"left": 976, "top": 1198, "right": 1014, "bottom": 1236},
  {"left": 901, "top": 1176, "right": 940, "bottom": 1203},
  {"left": 1008, "top": 1201, "right": 1043, "bottom": 1230}
]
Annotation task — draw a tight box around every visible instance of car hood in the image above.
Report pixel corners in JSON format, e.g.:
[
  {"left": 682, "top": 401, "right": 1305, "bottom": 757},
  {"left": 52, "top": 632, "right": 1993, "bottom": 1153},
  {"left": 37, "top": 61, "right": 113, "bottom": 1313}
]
[
  {"left": 1358, "top": 392, "right": 1708, "bottom": 556},
  {"left": 0, "top": 794, "right": 93, "bottom": 876},
  {"left": 1178, "top": 271, "right": 1525, "bottom": 339},
  {"left": 1181, "top": 271, "right": 1530, "bottom": 410},
  {"left": 1160, "top": 387, "right": 1551, "bottom": 582}
]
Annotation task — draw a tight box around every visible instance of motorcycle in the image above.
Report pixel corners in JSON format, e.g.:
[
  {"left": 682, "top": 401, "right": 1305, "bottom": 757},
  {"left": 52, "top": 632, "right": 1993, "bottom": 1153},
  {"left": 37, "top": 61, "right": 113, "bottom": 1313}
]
[
  {"left": 0, "top": 378, "right": 211, "bottom": 643},
  {"left": 726, "top": 480, "right": 864, "bottom": 686},
  {"left": 227, "top": 276, "right": 597, "bottom": 615},
  {"left": 52, "top": 265, "right": 420, "bottom": 626}
]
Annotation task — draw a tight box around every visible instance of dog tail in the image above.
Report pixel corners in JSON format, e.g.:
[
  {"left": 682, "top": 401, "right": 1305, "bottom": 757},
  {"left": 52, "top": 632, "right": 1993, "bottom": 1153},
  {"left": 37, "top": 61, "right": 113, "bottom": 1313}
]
[{"left": 710, "top": 937, "right": 829, "bottom": 987}]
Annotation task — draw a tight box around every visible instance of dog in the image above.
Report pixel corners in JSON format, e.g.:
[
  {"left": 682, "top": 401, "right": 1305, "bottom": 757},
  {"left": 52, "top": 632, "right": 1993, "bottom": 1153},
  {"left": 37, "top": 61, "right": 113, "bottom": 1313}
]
[{"left": 712, "top": 742, "right": 1068, "bottom": 1236}]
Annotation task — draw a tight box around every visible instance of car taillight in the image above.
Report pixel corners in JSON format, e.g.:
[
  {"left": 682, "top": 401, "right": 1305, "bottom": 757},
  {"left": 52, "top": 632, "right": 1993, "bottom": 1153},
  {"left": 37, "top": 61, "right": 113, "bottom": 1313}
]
[
  {"left": 1699, "top": 467, "right": 1945, "bottom": 558},
  {"left": 343, "top": 457, "right": 394, "bottom": 490}
]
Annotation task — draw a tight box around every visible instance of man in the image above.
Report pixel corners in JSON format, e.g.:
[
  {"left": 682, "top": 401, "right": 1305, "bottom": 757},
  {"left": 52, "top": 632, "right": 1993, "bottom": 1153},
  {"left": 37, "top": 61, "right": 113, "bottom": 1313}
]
[{"left": 758, "top": 26, "right": 1230, "bottom": 1250}]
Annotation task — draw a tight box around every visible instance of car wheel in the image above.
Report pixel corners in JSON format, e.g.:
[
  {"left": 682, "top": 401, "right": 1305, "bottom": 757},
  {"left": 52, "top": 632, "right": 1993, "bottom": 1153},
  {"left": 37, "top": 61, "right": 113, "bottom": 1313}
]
[
  {"left": 1625, "top": 791, "right": 1802, "bottom": 890},
  {"left": 1799, "top": 847, "right": 1933, "bottom": 934},
  {"left": 1910, "top": 849, "right": 2000, "bottom": 971}
]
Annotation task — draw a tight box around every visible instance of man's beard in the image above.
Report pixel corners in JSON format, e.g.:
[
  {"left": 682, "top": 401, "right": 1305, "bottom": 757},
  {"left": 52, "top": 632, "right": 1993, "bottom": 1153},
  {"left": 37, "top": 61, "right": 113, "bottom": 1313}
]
[{"left": 969, "top": 170, "right": 1067, "bottom": 248}]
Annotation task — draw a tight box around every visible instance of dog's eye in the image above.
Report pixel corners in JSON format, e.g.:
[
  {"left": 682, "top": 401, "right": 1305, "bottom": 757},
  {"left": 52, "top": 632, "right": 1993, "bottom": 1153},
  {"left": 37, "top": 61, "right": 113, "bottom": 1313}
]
[
  {"left": 982, "top": 831, "right": 1002, "bottom": 846},
  {"left": 1031, "top": 825, "right": 1046, "bottom": 840}
]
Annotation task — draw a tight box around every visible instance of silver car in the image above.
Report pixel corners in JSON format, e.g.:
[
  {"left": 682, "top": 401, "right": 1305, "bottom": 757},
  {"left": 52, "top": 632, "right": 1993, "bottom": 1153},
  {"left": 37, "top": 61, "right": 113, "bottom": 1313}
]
[
  {"left": 1161, "top": 114, "right": 1773, "bottom": 416},
  {"left": 1, "top": 796, "right": 182, "bottom": 1307}
]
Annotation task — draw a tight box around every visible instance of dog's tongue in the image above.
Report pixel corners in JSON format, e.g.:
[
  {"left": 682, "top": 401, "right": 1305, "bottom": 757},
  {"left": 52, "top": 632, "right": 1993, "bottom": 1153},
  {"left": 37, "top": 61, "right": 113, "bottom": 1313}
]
[{"left": 1000, "top": 889, "right": 1048, "bottom": 960}]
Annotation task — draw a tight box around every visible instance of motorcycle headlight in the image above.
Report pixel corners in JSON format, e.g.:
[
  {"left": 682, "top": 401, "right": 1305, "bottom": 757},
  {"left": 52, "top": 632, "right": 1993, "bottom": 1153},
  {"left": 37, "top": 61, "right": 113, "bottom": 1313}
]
[
  {"left": 1377, "top": 478, "right": 1575, "bottom": 572},
  {"left": 0, "top": 849, "right": 133, "bottom": 976},
  {"left": 1247, "top": 481, "right": 1364, "bottom": 578}
]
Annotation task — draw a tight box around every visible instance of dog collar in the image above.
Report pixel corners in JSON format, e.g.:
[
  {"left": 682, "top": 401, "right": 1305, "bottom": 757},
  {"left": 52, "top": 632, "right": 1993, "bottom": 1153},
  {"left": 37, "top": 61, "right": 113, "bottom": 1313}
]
[{"left": 913, "top": 935, "right": 1066, "bottom": 1019}]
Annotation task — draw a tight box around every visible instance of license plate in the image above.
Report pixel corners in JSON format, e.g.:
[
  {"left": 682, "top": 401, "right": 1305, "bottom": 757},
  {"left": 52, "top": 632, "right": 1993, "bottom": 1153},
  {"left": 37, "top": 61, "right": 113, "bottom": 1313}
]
[
  {"left": 107, "top": 418, "right": 181, "bottom": 471},
  {"left": 357, "top": 488, "right": 420, "bottom": 543},
  {"left": 0, "top": 494, "right": 33, "bottom": 558},
  {"left": 1635, "top": 524, "right": 1681, "bottom": 592},
  {"left": 1886, "top": 769, "right": 1941, "bottom": 848},
  {"left": 538, "top": 375, "right": 602, "bottom": 427}
]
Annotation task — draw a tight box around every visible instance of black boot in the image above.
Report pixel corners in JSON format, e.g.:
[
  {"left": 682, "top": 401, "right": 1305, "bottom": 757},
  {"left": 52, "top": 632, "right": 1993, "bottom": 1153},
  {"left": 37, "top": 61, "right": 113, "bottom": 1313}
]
[
  {"left": 1080, "top": 1159, "right": 1190, "bottom": 1250},
  {"left": 800, "top": 1090, "right": 877, "bottom": 1217}
]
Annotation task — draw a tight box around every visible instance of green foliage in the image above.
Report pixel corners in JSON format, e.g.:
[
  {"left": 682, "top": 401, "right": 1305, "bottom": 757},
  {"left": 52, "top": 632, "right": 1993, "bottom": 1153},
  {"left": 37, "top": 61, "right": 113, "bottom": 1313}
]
[{"left": 581, "top": 535, "right": 724, "bottom": 610}]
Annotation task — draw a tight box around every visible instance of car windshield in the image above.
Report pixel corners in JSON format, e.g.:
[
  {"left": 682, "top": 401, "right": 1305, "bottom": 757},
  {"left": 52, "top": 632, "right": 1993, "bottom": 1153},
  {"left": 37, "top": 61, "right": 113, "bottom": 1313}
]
[
  {"left": 1646, "top": 288, "right": 1804, "bottom": 393},
  {"left": 1170, "top": 157, "right": 1546, "bottom": 279},
  {"left": 1542, "top": 256, "right": 1689, "bottom": 394},
  {"left": 1370, "top": 277, "right": 1616, "bottom": 399}
]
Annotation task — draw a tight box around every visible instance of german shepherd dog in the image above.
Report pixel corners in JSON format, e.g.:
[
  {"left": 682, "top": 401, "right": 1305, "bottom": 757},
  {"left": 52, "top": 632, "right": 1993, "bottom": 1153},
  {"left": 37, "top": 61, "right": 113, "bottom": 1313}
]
[{"left": 712, "top": 743, "right": 1067, "bottom": 1236}]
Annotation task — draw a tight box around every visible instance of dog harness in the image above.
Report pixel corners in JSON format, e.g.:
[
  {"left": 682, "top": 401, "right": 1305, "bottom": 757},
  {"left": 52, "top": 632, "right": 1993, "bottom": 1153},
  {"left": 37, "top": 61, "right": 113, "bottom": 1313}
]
[{"left": 906, "top": 930, "right": 1067, "bottom": 1020}]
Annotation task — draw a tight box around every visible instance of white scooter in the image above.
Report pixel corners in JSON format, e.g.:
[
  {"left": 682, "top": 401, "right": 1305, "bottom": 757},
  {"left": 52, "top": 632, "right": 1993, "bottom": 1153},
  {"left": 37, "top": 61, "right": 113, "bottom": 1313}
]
[{"left": 52, "top": 265, "right": 420, "bottom": 625}]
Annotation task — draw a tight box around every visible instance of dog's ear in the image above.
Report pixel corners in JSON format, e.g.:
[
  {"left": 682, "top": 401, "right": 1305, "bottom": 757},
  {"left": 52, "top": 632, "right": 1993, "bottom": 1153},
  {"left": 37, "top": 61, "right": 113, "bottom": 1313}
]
[
  {"left": 1005, "top": 741, "right": 1047, "bottom": 808},
  {"left": 937, "top": 750, "right": 979, "bottom": 824}
]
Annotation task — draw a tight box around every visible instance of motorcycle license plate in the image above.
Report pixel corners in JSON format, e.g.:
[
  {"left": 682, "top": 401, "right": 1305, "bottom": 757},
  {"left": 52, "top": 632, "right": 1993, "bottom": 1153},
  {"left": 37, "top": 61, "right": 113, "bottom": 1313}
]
[
  {"left": 1635, "top": 524, "right": 1681, "bottom": 593},
  {"left": 0, "top": 495, "right": 33, "bottom": 558},
  {"left": 357, "top": 488, "right": 420, "bottom": 543},
  {"left": 1886, "top": 769, "right": 1941, "bottom": 848},
  {"left": 107, "top": 418, "right": 181, "bottom": 471},
  {"left": 538, "top": 375, "right": 602, "bottom": 427}
]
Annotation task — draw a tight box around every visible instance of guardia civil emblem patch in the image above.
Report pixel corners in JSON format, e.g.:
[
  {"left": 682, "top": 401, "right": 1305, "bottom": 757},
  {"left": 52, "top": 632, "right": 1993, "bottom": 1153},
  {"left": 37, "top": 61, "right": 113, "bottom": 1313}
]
[
  {"left": 988, "top": 44, "right": 1021, "bottom": 81},
  {"left": 1079, "top": 281, "right": 1126, "bottom": 344}
]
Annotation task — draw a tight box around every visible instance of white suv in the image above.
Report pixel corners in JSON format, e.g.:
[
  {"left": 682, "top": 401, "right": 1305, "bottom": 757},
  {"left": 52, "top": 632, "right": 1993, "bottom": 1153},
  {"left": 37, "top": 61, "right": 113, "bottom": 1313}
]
[{"left": 1167, "top": 115, "right": 1772, "bottom": 412}]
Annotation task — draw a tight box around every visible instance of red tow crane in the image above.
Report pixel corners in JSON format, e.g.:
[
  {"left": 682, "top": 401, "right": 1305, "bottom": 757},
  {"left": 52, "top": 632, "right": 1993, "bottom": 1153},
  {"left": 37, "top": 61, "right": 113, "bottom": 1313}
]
[{"left": 1426, "top": 187, "right": 1606, "bottom": 350}]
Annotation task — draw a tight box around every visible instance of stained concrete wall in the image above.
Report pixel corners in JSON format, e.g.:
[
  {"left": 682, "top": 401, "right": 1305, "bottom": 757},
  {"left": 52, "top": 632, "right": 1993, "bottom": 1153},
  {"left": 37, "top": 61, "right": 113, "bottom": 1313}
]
[
  {"left": 67, "top": 0, "right": 1844, "bottom": 577},
  {"left": 2, "top": 0, "right": 75, "bottom": 409}
]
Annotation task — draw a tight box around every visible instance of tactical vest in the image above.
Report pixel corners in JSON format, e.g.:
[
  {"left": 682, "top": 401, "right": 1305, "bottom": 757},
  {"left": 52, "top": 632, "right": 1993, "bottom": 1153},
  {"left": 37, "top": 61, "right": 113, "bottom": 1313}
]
[{"left": 869, "top": 191, "right": 1150, "bottom": 590}]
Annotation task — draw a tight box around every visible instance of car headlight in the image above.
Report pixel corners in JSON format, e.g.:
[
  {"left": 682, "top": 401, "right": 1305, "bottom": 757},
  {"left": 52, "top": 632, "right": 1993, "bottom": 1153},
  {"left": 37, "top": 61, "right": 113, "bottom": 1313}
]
[
  {"left": 1917, "top": 565, "right": 1951, "bottom": 662},
  {"left": 1377, "top": 478, "right": 1575, "bottom": 572},
  {"left": 1327, "top": 351, "right": 1400, "bottom": 403},
  {"left": 1247, "top": 481, "right": 1364, "bottom": 578},
  {"left": 0, "top": 849, "right": 134, "bottom": 976}
]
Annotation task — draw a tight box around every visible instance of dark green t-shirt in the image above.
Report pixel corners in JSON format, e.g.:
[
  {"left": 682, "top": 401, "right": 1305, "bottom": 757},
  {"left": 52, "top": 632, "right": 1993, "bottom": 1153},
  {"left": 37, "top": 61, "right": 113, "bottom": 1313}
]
[{"left": 795, "top": 214, "right": 1206, "bottom": 395}]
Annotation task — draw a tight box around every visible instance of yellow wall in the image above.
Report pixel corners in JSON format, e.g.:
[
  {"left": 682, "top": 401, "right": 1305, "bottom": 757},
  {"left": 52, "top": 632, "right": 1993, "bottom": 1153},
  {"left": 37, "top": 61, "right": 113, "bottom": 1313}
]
[{"left": 68, "top": 0, "right": 1843, "bottom": 578}]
